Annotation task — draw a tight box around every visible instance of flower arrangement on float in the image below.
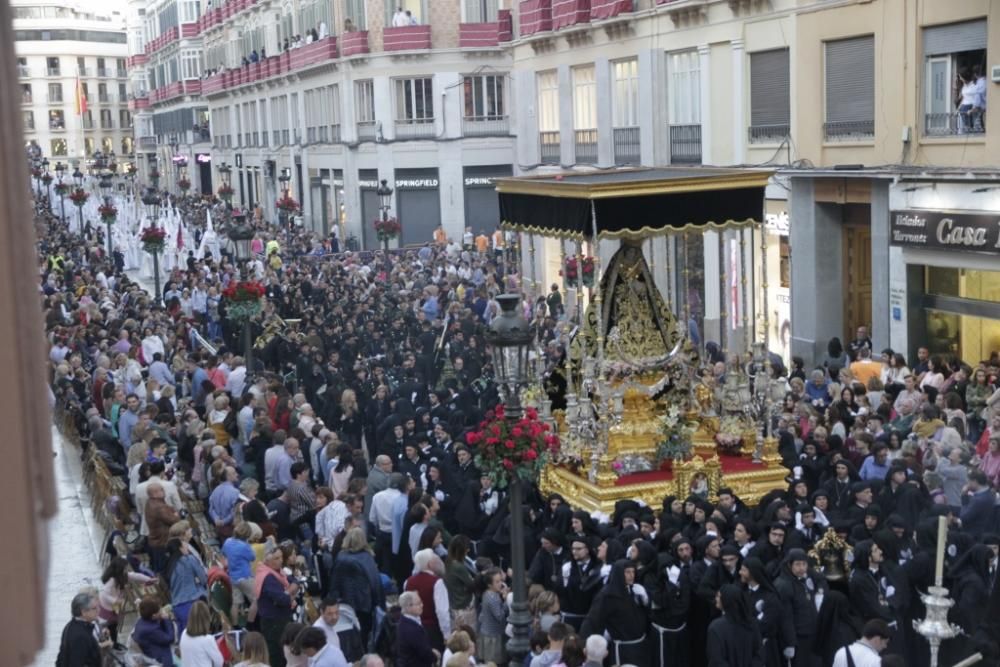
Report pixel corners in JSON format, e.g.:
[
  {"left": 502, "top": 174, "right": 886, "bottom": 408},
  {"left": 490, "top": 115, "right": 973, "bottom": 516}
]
[
  {"left": 222, "top": 280, "right": 265, "bottom": 322},
  {"left": 140, "top": 225, "right": 167, "bottom": 253},
  {"left": 464, "top": 405, "right": 560, "bottom": 488},
  {"left": 714, "top": 414, "right": 745, "bottom": 456},
  {"left": 68, "top": 188, "right": 90, "bottom": 207},
  {"left": 655, "top": 404, "right": 695, "bottom": 467},
  {"left": 562, "top": 256, "right": 596, "bottom": 288},
  {"left": 98, "top": 202, "right": 118, "bottom": 223}
]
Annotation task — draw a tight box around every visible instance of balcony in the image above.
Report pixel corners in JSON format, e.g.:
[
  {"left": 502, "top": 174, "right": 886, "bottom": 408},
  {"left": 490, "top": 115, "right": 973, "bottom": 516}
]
[
  {"left": 138, "top": 136, "right": 156, "bottom": 149},
  {"left": 669, "top": 124, "right": 701, "bottom": 164},
  {"left": 823, "top": 120, "right": 874, "bottom": 141},
  {"left": 383, "top": 25, "right": 431, "bottom": 52},
  {"left": 97, "top": 68, "right": 112, "bottom": 77},
  {"left": 341, "top": 30, "right": 370, "bottom": 57},
  {"left": 925, "top": 112, "right": 985, "bottom": 137},
  {"left": 459, "top": 22, "right": 504, "bottom": 48},
  {"left": 100, "top": 120, "right": 113, "bottom": 130},
  {"left": 357, "top": 120, "right": 377, "bottom": 141},
  {"left": 202, "top": 72, "right": 225, "bottom": 95},
  {"left": 145, "top": 26, "right": 179, "bottom": 56},
  {"left": 574, "top": 129, "right": 597, "bottom": 164},
  {"left": 288, "top": 36, "right": 338, "bottom": 70},
  {"left": 590, "top": 0, "right": 634, "bottom": 20},
  {"left": 519, "top": 0, "right": 553, "bottom": 35},
  {"left": 128, "top": 95, "right": 150, "bottom": 111},
  {"left": 748, "top": 124, "right": 789, "bottom": 144},
  {"left": 18, "top": 65, "right": 30, "bottom": 77},
  {"left": 539, "top": 130, "right": 560, "bottom": 164},
  {"left": 98, "top": 93, "right": 113, "bottom": 104},
  {"left": 77, "top": 67, "right": 92, "bottom": 77},
  {"left": 47, "top": 67, "right": 61, "bottom": 76},
  {"left": 117, "top": 69, "right": 128, "bottom": 78},
  {"left": 395, "top": 118, "right": 435, "bottom": 139},
  {"left": 183, "top": 80, "right": 202, "bottom": 96},
  {"left": 47, "top": 94, "right": 64, "bottom": 104},
  {"left": 21, "top": 93, "right": 32, "bottom": 105},
  {"left": 128, "top": 54, "right": 148, "bottom": 67},
  {"left": 553, "top": 0, "right": 590, "bottom": 30},
  {"left": 613, "top": 126, "right": 640, "bottom": 164},
  {"left": 463, "top": 115, "right": 509, "bottom": 137},
  {"left": 180, "top": 22, "right": 200, "bottom": 38}
]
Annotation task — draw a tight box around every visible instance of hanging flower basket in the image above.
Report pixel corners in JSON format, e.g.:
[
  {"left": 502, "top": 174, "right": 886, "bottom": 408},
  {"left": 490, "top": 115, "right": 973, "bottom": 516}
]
[
  {"left": 140, "top": 225, "right": 167, "bottom": 253},
  {"left": 98, "top": 203, "right": 118, "bottom": 223},
  {"left": 464, "top": 405, "right": 559, "bottom": 489},
  {"left": 41, "top": 173, "right": 53, "bottom": 186},
  {"left": 30, "top": 168, "right": 42, "bottom": 180},
  {"left": 218, "top": 184, "right": 234, "bottom": 202},
  {"left": 373, "top": 217, "right": 401, "bottom": 242},
  {"left": 149, "top": 169, "right": 160, "bottom": 187},
  {"left": 222, "top": 280, "right": 265, "bottom": 322},
  {"left": 177, "top": 178, "right": 191, "bottom": 192},
  {"left": 68, "top": 188, "right": 89, "bottom": 207},
  {"left": 276, "top": 194, "right": 300, "bottom": 214},
  {"left": 562, "top": 257, "right": 579, "bottom": 287},
  {"left": 53, "top": 182, "right": 69, "bottom": 196}
]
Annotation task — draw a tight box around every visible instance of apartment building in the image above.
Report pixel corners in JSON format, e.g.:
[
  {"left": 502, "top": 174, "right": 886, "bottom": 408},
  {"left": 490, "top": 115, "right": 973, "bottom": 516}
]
[
  {"left": 135, "top": 0, "right": 515, "bottom": 249},
  {"left": 15, "top": 0, "right": 133, "bottom": 162},
  {"left": 506, "top": 0, "right": 1000, "bottom": 367}
]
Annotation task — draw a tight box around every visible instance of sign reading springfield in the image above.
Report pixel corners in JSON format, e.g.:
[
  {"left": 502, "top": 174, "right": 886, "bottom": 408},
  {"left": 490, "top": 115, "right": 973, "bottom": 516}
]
[{"left": 891, "top": 209, "right": 1000, "bottom": 254}]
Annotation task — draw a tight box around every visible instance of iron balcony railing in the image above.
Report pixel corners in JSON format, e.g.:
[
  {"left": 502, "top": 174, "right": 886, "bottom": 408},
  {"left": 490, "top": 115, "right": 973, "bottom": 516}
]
[
  {"left": 395, "top": 118, "right": 435, "bottom": 139},
  {"left": 748, "top": 124, "right": 790, "bottom": 144},
  {"left": 613, "top": 126, "right": 640, "bottom": 165},
  {"left": 925, "top": 112, "right": 985, "bottom": 136},
  {"left": 462, "top": 115, "right": 509, "bottom": 137},
  {"left": 823, "top": 120, "right": 874, "bottom": 141},
  {"left": 357, "top": 120, "right": 377, "bottom": 141},
  {"left": 574, "top": 129, "right": 598, "bottom": 164},
  {"left": 669, "top": 124, "right": 702, "bottom": 164},
  {"left": 539, "top": 130, "right": 560, "bottom": 165}
]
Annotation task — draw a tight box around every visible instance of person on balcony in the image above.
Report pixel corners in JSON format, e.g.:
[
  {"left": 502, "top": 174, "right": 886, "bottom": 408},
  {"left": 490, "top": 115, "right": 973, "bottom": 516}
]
[{"left": 392, "top": 7, "right": 409, "bottom": 27}]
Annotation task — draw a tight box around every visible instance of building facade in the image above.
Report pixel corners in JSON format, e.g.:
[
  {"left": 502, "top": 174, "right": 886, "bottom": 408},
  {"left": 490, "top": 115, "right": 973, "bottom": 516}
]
[{"left": 15, "top": 0, "right": 133, "bottom": 162}]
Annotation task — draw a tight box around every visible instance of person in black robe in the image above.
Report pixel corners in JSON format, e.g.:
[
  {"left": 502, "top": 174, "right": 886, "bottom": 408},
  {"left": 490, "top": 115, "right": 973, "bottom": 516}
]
[
  {"left": 812, "top": 590, "right": 863, "bottom": 665},
  {"left": 646, "top": 548, "right": 691, "bottom": 667},
  {"left": 581, "top": 559, "right": 650, "bottom": 667},
  {"left": 848, "top": 540, "right": 896, "bottom": 625},
  {"left": 706, "top": 583, "right": 764, "bottom": 667},
  {"left": 741, "top": 557, "right": 793, "bottom": 667},
  {"left": 775, "top": 548, "right": 828, "bottom": 667},
  {"left": 556, "top": 535, "right": 602, "bottom": 632}
]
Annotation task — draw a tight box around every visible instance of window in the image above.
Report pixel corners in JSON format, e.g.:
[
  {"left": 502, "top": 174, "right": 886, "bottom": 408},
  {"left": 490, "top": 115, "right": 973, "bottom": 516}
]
[
  {"left": 395, "top": 78, "right": 433, "bottom": 137},
  {"left": 537, "top": 70, "right": 559, "bottom": 164},
  {"left": 98, "top": 83, "right": 110, "bottom": 103},
  {"left": 51, "top": 138, "right": 67, "bottom": 156},
  {"left": 180, "top": 0, "right": 200, "bottom": 23},
  {"left": 297, "top": 0, "right": 332, "bottom": 36},
  {"left": 923, "top": 20, "right": 987, "bottom": 135},
  {"left": 463, "top": 75, "right": 504, "bottom": 119},
  {"left": 97, "top": 57, "right": 107, "bottom": 76},
  {"left": 668, "top": 50, "right": 701, "bottom": 163},
  {"left": 345, "top": 0, "right": 366, "bottom": 30},
  {"left": 119, "top": 83, "right": 127, "bottom": 99},
  {"left": 82, "top": 110, "right": 94, "bottom": 129},
  {"left": 464, "top": 0, "right": 498, "bottom": 22},
  {"left": 572, "top": 65, "right": 597, "bottom": 164},
  {"left": 116, "top": 58, "right": 126, "bottom": 76},
  {"left": 48, "top": 83, "right": 63, "bottom": 103},
  {"left": 824, "top": 35, "right": 875, "bottom": 140},
  {"left": 22, "top": 84, "right": 32, "bottom": 104},
  {"left": 355, "top": 80, "right": 375, "bottom": 139},
  {"left": 17, "top": 57, "right": 28, "bottom": 77},
  {"left": 102, "top": 137, "right": 114, "bottom": 154},
  {"left": 181, "top": 50, "right": 201, "bottom": 80},
  {"left": 49, "top": 110, "right": 65, "bottom": 130},
  {"left": 121, "top": 137, "right": 133, "bottom": 154},
  {"left": 749, "top": 48, "right": 790, "bottom": 143},
  {"left": 100, "top": 109, "right": 113, "bottom": 129},
  {"left": 84, "top": 137, "right": 95, "bottom": 155},
  {"left": 120, "top": 109, "right": 132, "bottom": 128},
  {"left": 385, "top": 0, "right": 425, "bottom": 25},
  {"left": 612, "top": 58, "right": 639, "bottom": 165},
  {"left": 23, "top": 111, "right": 34, "bottom": 131},
  {"left": 46, "top": 57, "right": 60, "bottom": 75}
]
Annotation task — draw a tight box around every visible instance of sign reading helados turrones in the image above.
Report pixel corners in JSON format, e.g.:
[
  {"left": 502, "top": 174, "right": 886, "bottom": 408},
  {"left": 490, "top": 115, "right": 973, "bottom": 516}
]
[{"left": 891, "top": 209, "right": 1000, "bottom": 254}]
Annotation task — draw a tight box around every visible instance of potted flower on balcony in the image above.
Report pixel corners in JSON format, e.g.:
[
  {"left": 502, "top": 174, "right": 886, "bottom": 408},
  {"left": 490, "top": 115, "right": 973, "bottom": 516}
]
[
  {"left": 464, "top": 405, "right": 559, "bottom": 489},
  {"left": 68, "top": 188, "right": 89, "bottom": 207},
  {"left": 373, "top": 216, "right": 402, "bottom": 251},
  {"left": 177, "top": 178, "right": 191, "bottom": 193},
  {"left": 140, "top": 225, "right": 167, "bottom": 253},
  {"left": 98, "top": 202, "right": 117, "bottom": 223},
  {"left": 222, "top": 279, "right": 266, "bottom": 322},
  {"left": 217, "top": 183, "right": 235, "bottom": 203}
]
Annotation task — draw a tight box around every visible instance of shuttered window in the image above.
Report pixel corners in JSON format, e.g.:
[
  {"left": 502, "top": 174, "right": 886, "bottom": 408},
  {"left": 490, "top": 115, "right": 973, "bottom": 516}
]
[
  {"left": 824, "top": 35, "right": 874, "bottom": 140},
  {"left": 924, "top": 19, "right": 986, "bottom": 56},
  {"left": 749, "top": 48, "right": 789, "bottom": 143}
]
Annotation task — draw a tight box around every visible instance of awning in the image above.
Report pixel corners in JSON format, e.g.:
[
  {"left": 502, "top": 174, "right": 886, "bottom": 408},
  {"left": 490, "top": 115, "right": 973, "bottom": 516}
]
[{"left": 495, "top": 167, "right": 773, "bottom": 240}]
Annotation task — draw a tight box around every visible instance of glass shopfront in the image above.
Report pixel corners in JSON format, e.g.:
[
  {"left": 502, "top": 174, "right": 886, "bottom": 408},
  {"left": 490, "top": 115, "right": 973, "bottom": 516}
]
[{"left": 924, "top": 266, "right": 1000, "bottom": 362}]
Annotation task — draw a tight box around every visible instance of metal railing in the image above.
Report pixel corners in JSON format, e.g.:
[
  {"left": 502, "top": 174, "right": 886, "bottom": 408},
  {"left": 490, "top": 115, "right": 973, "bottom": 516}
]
[
  {"left": 613, "top": 126, "right": 640, "bottom": 165},
  {"left": 47, "top": 93, "right": 64, "bottom": 104},
  {"left": 462, "top": 115, "right": 509, "bottom": 137},
  {"left": 47, "top": 67, "right": 61, "bottom": 76},
  {"left": 357, "top": 120, "right": 377, "bottom": 141},
  {"left": 823, "top": 120, "right": 874, "bottom": 141},
  {"left": 18, "top": 65, "right": 30, "bottom": 77},
  {"left": 574, "top": 129, "right": 598, "bottom": 164},
  {"left": 100, "top": 120, "right": 114, "bottom": 129},
  {"left": 138, "top": 135, "right": 156, "bottom": 148},
  {"left": 748, "top": 124, "right": 789, "bottom": 144},
  {"left": 539, "top": 130, "right": 560, "bottom": 165},
  {"left": 395, "top": 118, "right": 435, "bottom": 139},
  {"left": 98, "top": 68, "right": 112, "bottom": 77},
  {"left": 77, "top": 67, "right": 92, "bottom": 76},
  {"left": 22, "top": 93, "right": 33, "bottom": 105},
  {"left": 117, "top": 69, "right": 128, "bottom": 78},
  {"left": 24, "top": 117, "right": 34, "bottom": 130},
  {"left": 669, "top": 124, "right": 702, "bottom": 164},
  {"left": 49, "top": 120, "right": 66, "bottom": 130},
  {"left": 82, "top": 117, "right": 94, "bottom": 129},
  {"left": 925, "top": 112, "right": 985, "bottom": 137},
  {"left": 98, "top": 93, "right": 113, "bottom": 104}
]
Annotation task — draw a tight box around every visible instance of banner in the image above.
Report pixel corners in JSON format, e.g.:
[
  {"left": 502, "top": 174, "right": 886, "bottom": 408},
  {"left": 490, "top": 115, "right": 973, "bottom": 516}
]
[{"left": 890, "top": 209, "right": 1000, "bottom": 255}]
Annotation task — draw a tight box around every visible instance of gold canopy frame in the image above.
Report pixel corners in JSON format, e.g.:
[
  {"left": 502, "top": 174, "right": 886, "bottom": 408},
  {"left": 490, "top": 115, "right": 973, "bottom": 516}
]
[{"left": 498, "top": 166, "right": 790, "bottom": 510}]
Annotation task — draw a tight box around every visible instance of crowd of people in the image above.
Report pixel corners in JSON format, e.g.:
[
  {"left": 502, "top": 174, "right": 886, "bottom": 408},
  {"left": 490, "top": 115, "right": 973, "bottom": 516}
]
[{"left": 44, "top": 182, "right": 1000, "bottom": 667}]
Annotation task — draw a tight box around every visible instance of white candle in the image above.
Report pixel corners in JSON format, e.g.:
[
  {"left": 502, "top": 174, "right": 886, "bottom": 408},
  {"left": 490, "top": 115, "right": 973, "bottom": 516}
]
[{"left": 934, "top": 515, "right": 947, "bottom": 588}]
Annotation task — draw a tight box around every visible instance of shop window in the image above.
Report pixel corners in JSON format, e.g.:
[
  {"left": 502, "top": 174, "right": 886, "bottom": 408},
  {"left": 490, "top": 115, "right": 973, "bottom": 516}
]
[
  {"left": 923, "top": 20, "right": 987, "bottom": 136},
  {"left": 51, "top": 138, "right": 67, "bottom": 156}
]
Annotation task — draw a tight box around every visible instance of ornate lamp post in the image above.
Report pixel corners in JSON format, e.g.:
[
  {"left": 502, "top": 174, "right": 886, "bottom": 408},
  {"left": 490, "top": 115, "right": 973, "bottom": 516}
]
[
  {"left": 375, "top": 178, "right": 392, "bottom": 252},
  {"left": 141, "top": 187, "right": 164, "bottom": 303},
  {"left": 30, "top": 156, "right": 42, "bottom": 198},
  {"left": 98, "top": 171, "right": 115, "bottom": 259},
  {"left": 71, "top": 165, "right": 89, "bottom": 233},
  {"left": 41, "top": 158, "right": 53, "bottom": 205},
  {"left": 486, "top": 293, "right": 534, "bottom": 664},
  {"left": 217, "top": 161, "right": 233, "bottom": 207},
  {"left": 54, "top": 162, "right": 67, "bottom": 223},
  {"left": 228, "top": 212, "right": 256, "bottom": 376},
  {"left": 278, "top": 167, "right": 291, "bottom": 245}
]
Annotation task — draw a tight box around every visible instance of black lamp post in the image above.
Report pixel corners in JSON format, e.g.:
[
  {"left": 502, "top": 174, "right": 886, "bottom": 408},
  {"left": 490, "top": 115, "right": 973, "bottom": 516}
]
[
  {"left": 485, "top": 293, "right": 534, "bottom": 664},
  {"left": 31, "top": 156, "right": 41, "bottom": 198},
  {"left": 278, "top": 167, "right": 291, "bottom": 246},
  {"left": 142, "top": 187, "right": 163, "bottom": 303},
  {"left": 228, "top": 212, "right": 256, "bottom": 376},
  {"left": 99, "top": 170, "right": 114, "bottom": 258},
  {"left": 41, "top": 158, "right": 51, "bottom": 202},
  {"left": 54, "top": 161, "right": 66, "bottom": 223},
  {"left": 72, "top": 166, "right": 85, "bottom": 232},
  {"left": 376, "top": 178, "right": 394, "bottom": 251}
]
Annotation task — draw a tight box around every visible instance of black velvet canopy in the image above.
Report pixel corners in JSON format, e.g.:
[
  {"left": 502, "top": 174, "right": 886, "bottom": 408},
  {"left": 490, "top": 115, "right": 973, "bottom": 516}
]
[{"left": 495, "top": 167, "right": 773, "bottom": 240}]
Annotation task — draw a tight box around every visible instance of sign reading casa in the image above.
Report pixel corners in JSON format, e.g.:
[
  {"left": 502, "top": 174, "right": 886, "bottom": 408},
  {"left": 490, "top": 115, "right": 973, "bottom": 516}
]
[{"left": 890, "top": 209, "right": 1000, "bottom": 254}]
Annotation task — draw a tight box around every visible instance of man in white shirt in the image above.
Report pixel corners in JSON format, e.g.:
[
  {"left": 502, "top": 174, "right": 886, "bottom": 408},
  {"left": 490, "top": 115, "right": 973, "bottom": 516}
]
[
  {"left": 312, "top": 598, "right": 342, "bottom": 649},
  {"left": 832, "top": 619, "right": 890, "bottom": 667},
  {"left": 370, "top": 473, "right": 406, "bottom": 571},
  {"left": 225, "top": 357, "right": 247, "bottom": 397},
  {"left": 391, "top": 7, "right": 408, "bottom": 27}
]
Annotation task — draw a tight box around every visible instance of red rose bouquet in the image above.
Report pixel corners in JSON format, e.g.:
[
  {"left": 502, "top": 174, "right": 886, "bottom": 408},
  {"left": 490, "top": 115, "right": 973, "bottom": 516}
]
[
  {"left": 276, "top": 194, "right": 299, "bottom": 214},
  {"left": 140, "top": 225, "right": 167, "bottom": 253},
  {"left": 464, "top": 405, "right": 559, "bottom": 488},
  {"left": 98, "top": 203, "right": 118, "bottom": 222},
  {"left": 68, "top": 188, "right": 89, "bottom": 207}
]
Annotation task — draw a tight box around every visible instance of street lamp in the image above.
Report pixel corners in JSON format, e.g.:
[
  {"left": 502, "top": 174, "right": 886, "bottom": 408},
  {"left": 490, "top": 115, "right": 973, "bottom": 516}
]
[
  {"left": 485, "top": 293, "right": 534, "bottom": 664},
  {"left": 99, "top": 171, "right": 114, "bottom": 258},
  {"left": 376, "top": 178, "right": 394, "bottom": 251},
  {"left": 278, "top": 167, "right": 291, "bottom": 245},
  {"left": 228, "top": 211, "right": 256, "bottom": 376},
  {"left": 71, "top": 165, "right": 86, "bottom": 233},
  {"left": 142, "top": 187, "right": 163, "bottom": 303}
]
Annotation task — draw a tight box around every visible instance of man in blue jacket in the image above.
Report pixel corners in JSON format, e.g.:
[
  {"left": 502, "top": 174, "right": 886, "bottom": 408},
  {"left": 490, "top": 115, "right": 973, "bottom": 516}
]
[{"left": 960, "top": 470, "right": 997, "bottom": 538}]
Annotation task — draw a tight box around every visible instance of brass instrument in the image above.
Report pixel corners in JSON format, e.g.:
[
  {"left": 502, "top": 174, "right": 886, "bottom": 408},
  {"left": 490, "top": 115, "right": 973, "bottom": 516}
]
[{"left": 254, "top": 315, "right": 291, "bottom": 350}]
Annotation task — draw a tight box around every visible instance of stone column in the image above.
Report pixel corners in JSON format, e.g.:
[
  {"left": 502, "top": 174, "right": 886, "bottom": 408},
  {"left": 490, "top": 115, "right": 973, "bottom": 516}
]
[{"left": 698, "top": 44, "right": 712, "bottom": 164}]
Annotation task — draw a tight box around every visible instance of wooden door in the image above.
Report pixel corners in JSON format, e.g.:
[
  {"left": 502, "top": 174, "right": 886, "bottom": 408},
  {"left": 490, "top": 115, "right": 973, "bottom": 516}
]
[{"left": 843, "top": 224, "right": 872, "bottom": 341}]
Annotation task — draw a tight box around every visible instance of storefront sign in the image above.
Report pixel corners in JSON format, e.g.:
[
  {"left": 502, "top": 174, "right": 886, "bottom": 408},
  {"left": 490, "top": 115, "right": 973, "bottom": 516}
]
[
  {"left": 891, "top": 209, "right": 1000, "bottom": 254},
  {"left": 464, "top": 176, "right": 495, "bottom": 187},
  {"left": 358, "top": 180, "right": 379, "bottom": 189},
  {"left": 397, "top": 178, "right": 439, "bottom": 189},
  {"left": 765, "top": 211, "right": 789, "bottom": 235}
]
